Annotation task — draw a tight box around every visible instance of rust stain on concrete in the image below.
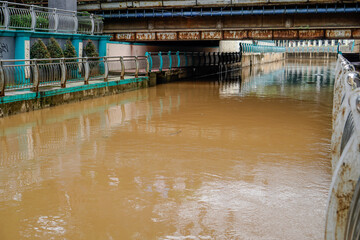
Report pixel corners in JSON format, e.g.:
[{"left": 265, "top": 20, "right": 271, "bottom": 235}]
[
  {"left": 136, "top": 32, "right": 156, "bottom": 41},
  {"left": 178, "top": 32, "right": 201, "bottom": 40},
  {"left": 223, "top": 30, "right": 248, "bottom": 40},
  {"left": 201, "top": 31, "right": 222, "bottom": 40},
  {"left": 299, "top": 30, "right": 324, "bottom": 39},
  {"left": 273, "top": 30, "right": 298, "bottom": 39},
  {"left": 156, "top": 32, "right": 178, "bottom": 41},
  {"left": 115, "top": 33, "right": 136, "bottom": 41},
  {"left": 248, "top": 30, "right": 272, "bottom": 40},
  {"left": 326, "top": 30, "right": 352, "bottom": 39}
]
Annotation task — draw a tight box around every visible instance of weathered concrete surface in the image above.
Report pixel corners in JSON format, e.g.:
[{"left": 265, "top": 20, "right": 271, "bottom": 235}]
[
  {"left": 105, "top": 14, "right": 360, "bottom": 41},
  {"left": 241, "top": 53, "right": 285, "bottom": 68},
  {"left": 0, "top": 78, "right": 149, "bottom": 118}
]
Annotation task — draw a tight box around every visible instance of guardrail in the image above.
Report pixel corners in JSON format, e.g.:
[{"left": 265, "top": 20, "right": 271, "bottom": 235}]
[
  {"left": 0, "top": 56, "right": 148, "bottom": 96},
  {"left": 240, "top": 43, "right": 286, "bottom": 53},
  {"left": 286, "top": 46, "right": 337, "bottom": 53},
  {"left": 325, "top": 54, "right": 360, "bottom": 240},
  {"left": 145, "top": 51, "right": 242, "bottom": 72},
  {"left": 0, "top": 51, "right": 242, "bottom": 96},
  {"left": 0, "top": 1, "right": 103, "bottom": 34}
]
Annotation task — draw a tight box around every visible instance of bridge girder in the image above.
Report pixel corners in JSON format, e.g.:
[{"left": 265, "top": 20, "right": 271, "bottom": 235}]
[
  {"left": 78, "top": 0, "right": 360, "bottom": 11},
  {"left": 105, "top": 14, "right": 360, "bottom": 41}
]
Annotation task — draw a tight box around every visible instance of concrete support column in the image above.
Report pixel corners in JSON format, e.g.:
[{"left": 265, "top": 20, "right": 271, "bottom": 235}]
[
  {"left": 49, "top": 0, "right": 77, "bottom": 11},
  {"left": 72, "top": 37, "right": 83, "bottom": 58},
  {"left": 15, "top": 32, "right": 31, "bottom": 61},
  {"left": 99, "top": 37, "right": 108, "bottom": 57}
]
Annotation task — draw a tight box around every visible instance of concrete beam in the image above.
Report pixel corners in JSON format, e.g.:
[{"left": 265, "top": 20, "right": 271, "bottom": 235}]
[
  {"left": 78, "top": 0, "right": 357, "bottom": 11},
  {"left": 110, "top": 29, "right": 360, "bottom": 41},
  {"left": 104, "top": 13, "right": 360, "bottom": 41}
]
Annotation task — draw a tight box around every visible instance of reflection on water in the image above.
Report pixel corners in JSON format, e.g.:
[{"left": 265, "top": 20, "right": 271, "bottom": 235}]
[{"left": 0, "top": 59, "right": 334, "bottom": 239}]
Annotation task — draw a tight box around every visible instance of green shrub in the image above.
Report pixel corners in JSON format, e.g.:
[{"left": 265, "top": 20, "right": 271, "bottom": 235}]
[
  {"left": 63, "top": 40, "right": 77, "bottom": 61},
  {"left": 47, "top": 38, "right": 64, "bottom": 61},
  {"left": 84, "top": 40, "right": 99, "bottom": 58},
  {"left": 10, "top": 15, "right": 49, "bottom": 29},
  {"left": 30, "top": 39, "right": 51, "bottom": 63}
]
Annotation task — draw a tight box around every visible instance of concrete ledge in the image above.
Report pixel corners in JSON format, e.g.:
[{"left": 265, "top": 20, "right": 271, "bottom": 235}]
[{"left": 0, "top": 77, "right": 149, "bottom": 118}]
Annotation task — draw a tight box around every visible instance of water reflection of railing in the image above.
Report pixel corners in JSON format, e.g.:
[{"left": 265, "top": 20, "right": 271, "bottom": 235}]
[{"left": 326, "top": 54, "right": 360, "bottom": 240}]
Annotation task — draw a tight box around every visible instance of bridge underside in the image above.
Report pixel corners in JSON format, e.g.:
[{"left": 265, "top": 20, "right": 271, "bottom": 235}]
[{"left": 106, "top": 13, "right": 360, "bottom": 41}]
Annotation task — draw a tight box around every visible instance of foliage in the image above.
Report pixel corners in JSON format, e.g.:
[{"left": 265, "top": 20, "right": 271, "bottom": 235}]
[
  {"left": 84, "top": 40, "right": 99, "bottom": 58},
  {"left": 30, "top": 39, "right": 51, "bottom": 63},
  {"left": 10, "top": 15, "right": 49, "bottom": 29},
  {"left": 63, "top": 40, "right": 77, "bottom": 61},
  {"left": 47, "top": 38, "right": 64, "bottom": 61}
]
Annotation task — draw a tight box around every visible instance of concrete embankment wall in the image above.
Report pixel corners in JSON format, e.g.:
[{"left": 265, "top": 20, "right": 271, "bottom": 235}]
[
  {"left": 241, "top": 52, "right": 285, "bottom": 67},
  {"left": 286, "top": 52, "right": 337, "bottom": 59}
]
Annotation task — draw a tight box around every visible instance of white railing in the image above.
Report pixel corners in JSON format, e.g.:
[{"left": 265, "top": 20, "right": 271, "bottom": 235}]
[
  {"left": 0, "top": 56, "right": 149, "bottom": 96},
  {"left": 325, "top": 54, "right": 360, "bottom": 240},
  {"left": 0, "top": 1, "right": 103, "bottom": 34}
]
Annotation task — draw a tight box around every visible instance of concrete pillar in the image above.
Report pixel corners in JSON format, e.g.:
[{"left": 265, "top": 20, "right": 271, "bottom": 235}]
[
  {"left": 99, "top": 37, "right": 108, "bottom": 57},
  {"left": 72, "top": 37, "right": 83, "bottom": 58},
  {"left": 49, "top": 0, "right": 77, "bottom": 11},
  {"left": 15, "top": 33, "right": 31, "bottom": 61}
]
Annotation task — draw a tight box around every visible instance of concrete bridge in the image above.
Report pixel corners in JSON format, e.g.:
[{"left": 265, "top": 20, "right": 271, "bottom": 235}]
[{"left": 73, "top": 0, "right": 360, "bottom": 41}]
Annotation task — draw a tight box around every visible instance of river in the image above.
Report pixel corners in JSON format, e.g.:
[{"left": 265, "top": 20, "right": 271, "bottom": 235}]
[{"left": 0, "top": 58, "right": 334, "bottom": 239}]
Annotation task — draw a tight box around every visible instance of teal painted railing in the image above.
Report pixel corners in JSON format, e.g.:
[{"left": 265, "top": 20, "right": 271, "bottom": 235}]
[
  {"left": 286, "top": 46, "right": 337, "bottom": 53},
  {"left": 1, "top": 51, "right": 244, "bottom": 96},
  {"left": 145, "top": 51, "right": 242, "bottom": 72},
  {"left": 240, "top": 43, "right": 286, "bottom": 53},
  {"left": 0, "top": 56, "right": 149, "bottom": 96}
]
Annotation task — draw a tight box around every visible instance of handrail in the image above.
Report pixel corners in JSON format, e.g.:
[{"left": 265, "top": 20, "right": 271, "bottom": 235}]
[
  {"left": 0, "top": 55, "right": 148, "bottom": 95},
  {"left": 0, "top": 0, "right": 103, "bottom": 35},
  {"left": 0, "top": 51, "right": 244, "bottom": 96},
  {"left": 326, "top": 54, "right": 360, "bottom": 240},
  {"left": 145, "top": 51, "right": 243, "bottom": 72}
]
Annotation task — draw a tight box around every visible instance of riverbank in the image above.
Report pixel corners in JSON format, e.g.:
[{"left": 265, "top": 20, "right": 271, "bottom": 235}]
[{"left": 0, "top": 52, "right": 286, "bottom": 118}]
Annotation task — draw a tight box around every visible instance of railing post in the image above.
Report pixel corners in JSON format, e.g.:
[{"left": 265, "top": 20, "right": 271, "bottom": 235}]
[
  {"left": 159, "top": 52, "right": 163, "bottom": 71},
  {"left": 103, "top": 57, "right": 109, "bottom": 81},
  {"left": 74, "top": 12, "right": 78, "bottom": 34},
  {"left": 177, "top": 51, "right": 180, "bottom": 68},
  {"left": 134, "top": 56, "right": 139, "bottom": 78},
  {"left": 120, "top": 57, "right": 125, "bottom": 79},
  {"left": 53, "top": 9, "right": 59, "bottom": 32},
  {"left": 145, "top": 56, "right": 150, "bottom": 76},
  {"left": 84, "top": 57, "right": 89, "bottom": 85},
  {"left": 145, "top": 52, "right": 152, "bottom": 72},
  {"left": 0, "top": 61, "right": 5, "bottom": 97},
  {"left": 168, "top": 51, "right": 172, "bottom": 70},
  {"left": 90, "top": 14, "right": 95, "bottom": 35},
  {"left": 32, "top": 60, "right": 39, "bottom": 92},
  {"left": 60, "top": 58, "right": 66, "bottom": 88},
  {"left": 3, "top": 3, "right": 9, "bottom": 30},
  {"left": 30, "top": 5, "right": 36, "bottom": 31}
]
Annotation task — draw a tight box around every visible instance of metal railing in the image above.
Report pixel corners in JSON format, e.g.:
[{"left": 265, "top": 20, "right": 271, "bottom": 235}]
[
  {"left": 286, "top": 46, "right": 337, "bottom": 53},
  {"left": 0, "top": 56, "right": 149, "bottom": 96},
  {"left": 326, "top": 54, "right": 360, "bottom": 240},
  {"left": 0, "top": 51, "right": 242, "bottom": 96},
  {"left": 240, "top": 43, "right": 286, "bottom": 53},
  {"left": 0, "top": 1, "right": 103, "bottom": 34},
  {"left": 145, "top": 51, "right": 242, "bottom": 72}
]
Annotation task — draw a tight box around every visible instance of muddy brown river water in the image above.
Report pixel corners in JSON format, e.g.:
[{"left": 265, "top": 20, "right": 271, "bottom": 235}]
[{"left": 0, "top": 59, "right": 334, "bottom": 239}]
